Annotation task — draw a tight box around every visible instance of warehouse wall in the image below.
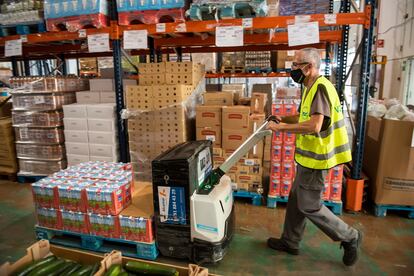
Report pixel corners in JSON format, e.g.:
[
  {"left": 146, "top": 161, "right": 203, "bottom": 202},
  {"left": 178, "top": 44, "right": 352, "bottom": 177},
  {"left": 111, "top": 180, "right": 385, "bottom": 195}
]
[{"left": 376, "top": 0, "right": 414, "bottom": 100}]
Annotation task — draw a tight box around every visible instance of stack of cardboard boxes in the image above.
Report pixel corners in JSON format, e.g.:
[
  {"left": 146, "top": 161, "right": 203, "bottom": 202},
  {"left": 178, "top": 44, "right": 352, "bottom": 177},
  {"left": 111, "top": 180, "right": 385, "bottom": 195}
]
[
  {"left": 126, "top": 61, "right": 205, "bottom": 181},
  {"left": 196, "top": 91, "right": 268, "bottom": 193},
  {"left": 0, "top": 101, "right": 17, "bottom": 175}
]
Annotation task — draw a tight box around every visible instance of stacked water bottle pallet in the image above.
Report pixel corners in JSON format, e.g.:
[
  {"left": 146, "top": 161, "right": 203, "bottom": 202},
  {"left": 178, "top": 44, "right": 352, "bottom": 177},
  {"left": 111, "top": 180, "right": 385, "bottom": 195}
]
[
  {"left": 44, "top": 0, "right": 109, "bottom": 32},
  {"left": 10, "top": 77, "right": 88, "bottom": 182},
  {"left": 117, "top": 0, "right": 187, "bottom": 25}
]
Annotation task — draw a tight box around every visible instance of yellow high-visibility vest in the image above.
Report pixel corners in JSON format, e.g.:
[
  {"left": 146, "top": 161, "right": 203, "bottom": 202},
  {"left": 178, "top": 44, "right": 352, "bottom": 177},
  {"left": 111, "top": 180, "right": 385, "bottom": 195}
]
[{"left": 295, "top": 76, "right": 352, "bottom": 169}]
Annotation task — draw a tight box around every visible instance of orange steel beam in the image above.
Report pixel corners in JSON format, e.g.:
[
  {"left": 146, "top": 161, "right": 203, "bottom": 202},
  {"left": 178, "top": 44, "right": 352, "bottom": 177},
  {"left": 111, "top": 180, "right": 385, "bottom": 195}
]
[
  {"left": 155, "top": 30, "right": 342, "bottom": 48},
  {"left": 206, "top": 72, "right": 290, "bottom": 78}
]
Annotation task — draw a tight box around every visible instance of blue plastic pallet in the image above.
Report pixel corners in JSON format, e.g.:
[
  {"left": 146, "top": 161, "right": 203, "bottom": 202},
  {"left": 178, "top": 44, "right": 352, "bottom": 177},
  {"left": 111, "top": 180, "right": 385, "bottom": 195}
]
[
  {"left": 35, "top": 226, "right": 158, "bottom": 260},
  {"left": 0, "top": 22, "right": 46, "bottom": 37},
  {"left": 17, "top": 175, "right": 47, "bottom": 183},
  {"left": 374, "top": 204, "right": 414, "bottom": 219},
  {"left": 267, "top": 196, "right": 343, "bottom": 215},
  {"left": 233, "top": 190, "right": 262, "bottom": 206}
]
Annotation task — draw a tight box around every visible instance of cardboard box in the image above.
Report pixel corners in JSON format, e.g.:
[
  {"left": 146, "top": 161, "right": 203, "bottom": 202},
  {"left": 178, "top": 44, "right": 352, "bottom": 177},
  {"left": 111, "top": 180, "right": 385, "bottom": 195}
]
[
  {"left": 226, "top": 173, "right": 237, "bottom": 183},
  {"left": 237, "top": 174, "right": 262, "bottom": 192},
  {"left": 63, "top": 118, "right": 88, "bottom": 131},
  {"left": 203, "top": 92, "right": 234, "bottom": 106},
  {"left": 363, "top": 116, "right": 414, "bottom": 206},
  {"left": 212, "top": 147, "right": 222, "bottom": 158},
  {"left": 237, "top": 165, "right": 250, "bottom": 175},
  {"left": 280, "top": 177, "right": 292, "bottom": 196},
  {"left": 67, "top": 154, "right": 90, "bottom": 166},
  {"left": 277, "top": 50, "right": 295, "bottom": 69},
  {"left": 222, "top": 106, "right": 250, "bottom": 130},
  {"left": 87, "top": 104, "right": 116, "bottom": 119},
  {"left": 64, "top": 130, "right": 89, "bottom": 143},
  {"left": 89, "top": 144, "right": 118, "bottom": 158},
  {"left": 196, "top": 126, "right": 221, "bottom": 147},
  {"left": 88, "top": 131, "right": 117, "bottom": 145},
  {"left": 88, "top": 119, "right": 116, "bottom": 132},
  {"left": 63, "top": 104, "right": 88, "bottom": 118},
  {"left": 89, "top": 79, "right": 113, "bottom": 91},
  {"left": 249, "top": 113, "right": 266, "bottom": 132},
  {"left": 222, "top": 129, "right": 249, "bottom": 150},
  {"left": 269, "top": 175, "right": 281, "bottom": 196},
  {"left": 196, "top": 105, "right": 222, "bottom": 127},
  {"left": 249, "top": 140, "right": 264, "bottom": 159},
  {"left": 100, "top": 92, "right": 116, "bottom": 103},
  {"left": 66, "top": 142, "right": 90, "bottom": 155},
  {"left": 250, "top": 93, "right": 267, "bottom": 114},
  {"left": 76, "top": 91, "right": 100, "bottom": 104}
]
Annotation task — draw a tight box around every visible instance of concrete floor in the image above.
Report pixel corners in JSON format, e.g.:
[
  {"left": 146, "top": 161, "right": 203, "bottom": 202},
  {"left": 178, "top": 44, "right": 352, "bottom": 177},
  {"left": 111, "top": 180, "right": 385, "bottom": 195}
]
[{"left": 0, "top": 180, "right": 413, "bottom": 275}]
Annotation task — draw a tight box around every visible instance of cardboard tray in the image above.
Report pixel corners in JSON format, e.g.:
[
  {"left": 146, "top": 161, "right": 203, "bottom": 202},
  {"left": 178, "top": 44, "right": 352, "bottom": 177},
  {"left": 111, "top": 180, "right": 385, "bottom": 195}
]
[{"left": 0, "top": 240, "right": 214, "bottom": 276}]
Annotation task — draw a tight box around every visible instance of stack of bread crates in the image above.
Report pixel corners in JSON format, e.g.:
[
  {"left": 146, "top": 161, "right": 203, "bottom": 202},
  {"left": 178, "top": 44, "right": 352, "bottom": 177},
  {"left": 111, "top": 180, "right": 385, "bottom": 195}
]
[
  {"left": 126, "top": 61, "right": 205, "bottom": 181},
  {"left": 196, "top": 85, "right": 268, "bottom": 193}
]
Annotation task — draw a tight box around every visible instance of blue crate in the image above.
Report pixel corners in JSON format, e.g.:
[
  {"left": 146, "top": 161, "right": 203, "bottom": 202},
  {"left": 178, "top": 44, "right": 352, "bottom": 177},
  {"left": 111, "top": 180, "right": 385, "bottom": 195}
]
[
  {"left": 17, "top": 174, "right": 47, "bottom": 184},
  {"left": 0, "top": 22, "right": 46, "bottom": 37},
  {"left": 233, "top": 190, "right": 262, "bottom": 206},
  {"left": 44, "top": 0, "right": 108, "bottom": 19},
  {"left": 35, "top": 226, "right": 158, "bottom": 260},
  {"left": 267, "top": 196, "right": 343, "bottom": 215},
  {"left": 374, "top": 204, "right": 414, "bottom": 219}
]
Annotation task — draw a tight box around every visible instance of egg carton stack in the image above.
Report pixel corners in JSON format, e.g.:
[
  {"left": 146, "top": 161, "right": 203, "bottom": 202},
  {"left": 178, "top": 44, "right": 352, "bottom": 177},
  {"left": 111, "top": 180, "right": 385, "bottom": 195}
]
[{"left": 10, "top": 76, "right": 88, "bottom": 177}]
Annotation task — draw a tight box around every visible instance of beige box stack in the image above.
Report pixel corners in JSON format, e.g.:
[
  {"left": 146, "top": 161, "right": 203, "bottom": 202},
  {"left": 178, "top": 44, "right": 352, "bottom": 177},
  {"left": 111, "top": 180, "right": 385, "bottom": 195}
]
[
  {"left": 196, "top": 89, "right": 268, "bottom": 193},
  {"left": 63, "top": 103, "right": 119, "bottom": 166},
  {"left": 0, "top": 102, "right": 17, "bottom": 175},
  {"left": 128, "top": 62, "right": 205, "bottom": 181}
]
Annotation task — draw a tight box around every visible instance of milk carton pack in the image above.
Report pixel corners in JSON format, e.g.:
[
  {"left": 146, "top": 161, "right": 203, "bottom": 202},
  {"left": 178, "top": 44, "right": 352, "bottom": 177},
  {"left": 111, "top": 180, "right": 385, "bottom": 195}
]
[
  {"left": 88, "top": 213, "right": 120, "bottom": 238},
  {"left": 119, "top": 216, "right": 153, "bottom": 243},
  {"left": 61, "top": 210, "right": 89, "bottom": 233}
]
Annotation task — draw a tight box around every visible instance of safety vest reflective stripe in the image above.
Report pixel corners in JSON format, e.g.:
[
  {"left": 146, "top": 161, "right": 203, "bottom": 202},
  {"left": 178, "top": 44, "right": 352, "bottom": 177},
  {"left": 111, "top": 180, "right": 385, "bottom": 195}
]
[
  {"left": 295, "top": 143, "right": 351, "bottom": 161},
  {"left": 310, "top": 119, "right": 346, "bottom": 139}
]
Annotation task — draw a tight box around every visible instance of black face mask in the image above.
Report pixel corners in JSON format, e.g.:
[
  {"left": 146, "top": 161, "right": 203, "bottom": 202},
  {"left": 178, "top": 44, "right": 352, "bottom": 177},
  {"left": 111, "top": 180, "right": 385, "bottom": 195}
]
[{"left": 290, "top": 68, "right": 306, "bottom": 84}]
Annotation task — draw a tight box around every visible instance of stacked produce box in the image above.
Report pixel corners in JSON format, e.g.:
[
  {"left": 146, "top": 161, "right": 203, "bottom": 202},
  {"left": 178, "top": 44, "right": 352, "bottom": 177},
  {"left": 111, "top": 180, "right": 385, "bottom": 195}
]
[
  {"left": 33, "top": 161, "right": 154, "bottom": 243},
  {"left": 0, "top": 100, "right": 17, "bottom": 175},
  {"left": 44, "top": 0, "right": 109, "bottom": 32},
  {"left": 245, "top": 51, "right": 272, "bottom": 73},
  {"left": 268, "top": 87, "right": 345, "bottom": 202},
  {"left": 10, "top": 77, "right": 87, "bottom": 176},
  {"left": 0, "top": 0, "right": 44, "bottom": 33},
  {"left": 222, "top": 52, "right": 245, "bottom": 73},
  {"left": 196, "top": 89, "right": 268, "bottom": 193},
  {"left": 126, "top": 61, "right": 205, "bottom": 181},
  {"left": 63, "top": 78, "right": 136, "bottom": 166},
  {"left": 279, "top": 0, "right": 330, "bottom": 15}
]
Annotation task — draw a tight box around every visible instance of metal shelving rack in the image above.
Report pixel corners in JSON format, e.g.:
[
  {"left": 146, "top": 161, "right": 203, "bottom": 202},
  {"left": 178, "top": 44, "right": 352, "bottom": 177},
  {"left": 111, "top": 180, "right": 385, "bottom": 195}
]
[{"left": 0, "top": 1, "right": 376, "bottom": 182}]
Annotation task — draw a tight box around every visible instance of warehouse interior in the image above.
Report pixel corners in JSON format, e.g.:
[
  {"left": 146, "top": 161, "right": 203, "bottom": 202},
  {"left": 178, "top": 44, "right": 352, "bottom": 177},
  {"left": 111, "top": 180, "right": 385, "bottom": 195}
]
[{"left": 0, "top": 0, "right": 413, "bottom": 275}]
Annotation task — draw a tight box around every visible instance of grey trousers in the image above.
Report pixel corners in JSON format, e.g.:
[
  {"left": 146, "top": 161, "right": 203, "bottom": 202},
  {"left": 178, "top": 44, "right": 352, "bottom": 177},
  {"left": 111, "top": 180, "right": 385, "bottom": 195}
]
[{"left": 281, "top": 164, "right": 358, "bottom": 249}]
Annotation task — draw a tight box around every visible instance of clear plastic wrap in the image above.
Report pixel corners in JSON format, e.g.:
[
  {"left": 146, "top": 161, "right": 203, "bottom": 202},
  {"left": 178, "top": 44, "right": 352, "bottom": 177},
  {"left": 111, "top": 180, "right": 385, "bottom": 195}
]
[
  {"left": 12, "top": 110, "right": 64, "bottom": 127},
  {"left": 14, "top": 127, "right": 65, "bottom": 144},
  {"left": 16, "top": 144, "right": 66, "bottom": 160},
  {"left": 384, "top": 104, "right": 411, "bottom": 120},
  {"left": 12, "top": 93, "right": 76, "bottom": 111},
  {"left": 123, "top": 77, "right": 205, "bottom": 181},
  {"left": 19, "top": 159, "right": 67, "bottom": 175},
  {"left": 10, "top": 76, "right": 89, "bottom": 93}
]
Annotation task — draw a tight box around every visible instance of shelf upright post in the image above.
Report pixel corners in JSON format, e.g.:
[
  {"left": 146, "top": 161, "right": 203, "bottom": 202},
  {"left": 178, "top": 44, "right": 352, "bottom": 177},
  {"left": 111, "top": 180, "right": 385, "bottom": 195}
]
[
  {"left": 176, "top": 47, "right": 183, "bottom": 62},
  {"left": 149, "top": 37, "right": 155, "bottom": 63},
  {"left": 110, "top": 0, "right": 129, "bottom": 163},
  {"left": 24, "top": 60, "right": 31, "bottom": 76},
  {"left": 325, "top": 0, "right": 334, "bottom": 78},
  {"left": 352, "top": 0, "right": 376, "bottom": 180},
  {"left": 11, "top": 58, "right": 19, "bottom": 77},
  {"left": 335, "top": 0, "right": 351, "bottom": 102},
  {"left": 60, "top": 54, "right": 67, "bottom": 75}
]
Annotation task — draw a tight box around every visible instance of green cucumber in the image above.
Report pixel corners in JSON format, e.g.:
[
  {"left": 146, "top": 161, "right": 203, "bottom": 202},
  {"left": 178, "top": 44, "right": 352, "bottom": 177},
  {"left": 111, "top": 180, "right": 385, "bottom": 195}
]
[
  {"left": 28, "top": 259, "right": 66, "bottom": 276},
  {"left": 61, "top": 263, "right": 82, "bottom": 276},
  {"left": 118, "top": 272, "right": 128, "bottom": 276},
  {"left": 124, "top": 261, "right": 178, "bottom": 276},
  {"left": 104, "top": 264, "right": 122, "bottom": 276},
  {"left": 89, "top": 263, "right": 100, "bottom": 276},
  {"left": 13, "top": 256, "right": 57, "bottom": 276},
  {"left": 71, "top": 265, "right": 93, "bottom": 276},
  {"left": 49, "top": 261, "right": 74, "bottom": 276}
]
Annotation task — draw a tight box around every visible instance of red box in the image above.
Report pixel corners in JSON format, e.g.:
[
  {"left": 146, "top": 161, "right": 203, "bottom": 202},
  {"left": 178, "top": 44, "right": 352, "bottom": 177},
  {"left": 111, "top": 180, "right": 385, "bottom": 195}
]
[
  {"left": 282, "top": 162, "right": 295, "bottom": 179},
  {"left": 271, "top": 162, "right": 282, "bottom": 178},
  {"left": 282, "top": 145, "right": 295, "bottom": 161},
  {"left": 36, "top": 208, "right": 62, "bottom": 230},
  {"left": 88, "top": 214, "right": 121, "bottom": 239},
  {"left": 272, "top": 103, "right": 285, "bottom": 116},
  {"left": 330, "top": 165, "right": 344, "bottom": 183},
  {"left": 61, "top": 210, "right": 89, "bottom": 234},
  {"left": 280, "top": 178, "right": 292, "bottom": 196},
  {"left": 284, "top": 103, "right": 297, "bottom": 115},
  {"left": 284, "top": 132, "right": 296, "bottom": 145},
  {"left": 272, "top": 131, "right": 283, "bottom": 144},
  {"left": 322, "top": 182, "right": 331, "bottom": 201},
  {"left": 271, "top": 144, "right": 282, "bottom": 161},
  {"left": 119, "top": 216, "right": 154, "bottom": 243},
  {"left": 330, "top": 181, "right": 342, "bottom": 201},
  {"left": 269, "top": 176, "right": 281, "bottom": 196},
  {"left": 57, "top": 185, "right": 89, "bottom": 213},
  {"left": 86, "top": 185, "right": 126, "bottom": 216},
  {"left": 31, "top": 183, "right": 59, "bottom": 209}
]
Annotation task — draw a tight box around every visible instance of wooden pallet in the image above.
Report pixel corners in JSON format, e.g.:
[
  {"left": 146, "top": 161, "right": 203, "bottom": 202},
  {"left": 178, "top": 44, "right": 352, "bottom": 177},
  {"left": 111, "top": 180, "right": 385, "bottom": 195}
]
[
  {"left": 35, "top": 226, "right": 158, "bottom": 260},
  {"left": 374, "top": 204, "right": 414, "bottom": 219},
  {"left": 233, "top": 190, "right": 262, "bottom": 206},
  {"left": 267, "top": 196, "right": 343, "bottom": 215},
  {"left": 0, "top": 171, "right": 17, "bottom": 182}
]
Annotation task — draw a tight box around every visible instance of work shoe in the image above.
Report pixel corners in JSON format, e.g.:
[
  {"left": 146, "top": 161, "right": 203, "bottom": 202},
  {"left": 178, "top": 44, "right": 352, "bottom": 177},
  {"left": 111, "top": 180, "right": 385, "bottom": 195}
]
[
  {"left": 267, "top": 237, "right": 299, "bottom": 255},
  {"left": 340, "top": 229, "right": 363, "bottom": 266}
]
